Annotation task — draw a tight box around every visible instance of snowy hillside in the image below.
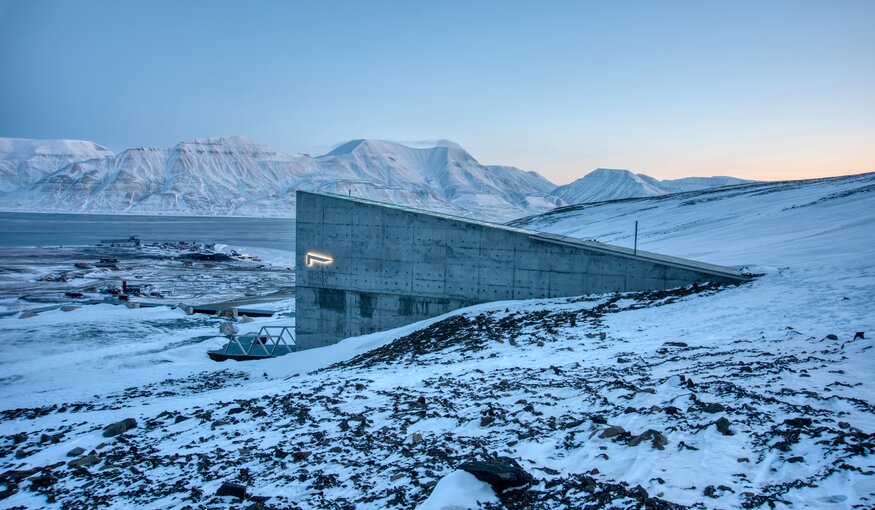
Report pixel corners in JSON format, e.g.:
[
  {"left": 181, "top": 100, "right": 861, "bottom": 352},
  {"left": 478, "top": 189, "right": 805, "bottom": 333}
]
[
  {"left": 548, "top": 168, "right": 752, "bottom": 204},
  {"left": 0, "top": 172, "right": 872, "bottom": 509},
  {"left": 0, "top": 137, "right": 113, "bottom": 192},
  {"left": 0, "top": 137, "right": 562, "bottom": 222}
]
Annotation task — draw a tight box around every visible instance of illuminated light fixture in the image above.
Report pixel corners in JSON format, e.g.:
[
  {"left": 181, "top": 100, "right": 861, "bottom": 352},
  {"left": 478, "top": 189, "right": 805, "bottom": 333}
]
[{"left": 305, "top": 252, "right": 333, "bottom": 267}]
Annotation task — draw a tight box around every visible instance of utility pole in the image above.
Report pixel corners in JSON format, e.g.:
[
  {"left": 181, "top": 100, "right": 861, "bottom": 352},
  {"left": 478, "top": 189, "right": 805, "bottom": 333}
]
[{"left": 634, "top": 221, "right": 638, "bottom": 255}]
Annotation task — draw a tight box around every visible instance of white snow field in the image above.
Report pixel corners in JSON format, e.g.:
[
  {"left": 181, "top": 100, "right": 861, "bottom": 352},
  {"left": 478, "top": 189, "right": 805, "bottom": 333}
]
[{"left": 0, "top": 172, "right": 873, "bottom": 509}]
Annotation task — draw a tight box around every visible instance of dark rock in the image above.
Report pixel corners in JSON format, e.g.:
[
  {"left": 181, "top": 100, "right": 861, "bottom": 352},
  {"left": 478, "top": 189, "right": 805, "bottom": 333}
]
[
  {"left": 12, "top": 432, "right": 27, "bottom": 444},
  {"left": 30, "top": 475, "right": 56, "bottom": 489},
  {"left": 631, "top": 484, "right": 649, "bottom": 501},
  {"left": 737, "top": 457, "right": 750, "bottom": 463},
  {"left": 67, "top": 447, "right": 86, "bottom": 457},
  {"left": 826, "top": 334, "right": 838, "bottom": 340},
  {"left": 664, "top": 341, "right": 688, "bottom": 347},
  {"left": 590, "top": 415, "right": 608, "bottom": 424},
  {"left": 715, "top": 417, "right": 734, "bottom": 436},
  {"left": 458, "top": 457, "right": 533, "bottom": 492},
  {"left": 293, "top": 451, "right": 312, "bottom": 461},
  {"left": 69, "top": 455, "right": 100, "bottom": 468},
  {"left": 623, "top": 406, "right": 637, "bottom": 414},
  {"left": 783, "top": 417, "right": 812, "bottom": 428},
  {"left": 102, "top": 418, "right": 137, "bottom": 437},
  {"left": 700, "top": 402, "right": 725, "bottom": 414},
  {"left": 174, "top": 415, "right": 190, "bottom": 424},
  {"left": 216, "top": 481, "right": 247, "bottom": 499},
  {"left": 628, "top": 429, "right": 668, "bottom": 450},
  {"left": 664, "top": 406, "right": 681, "bottom": 415},
  {"left": 838, "top": 421, "right": 851, "bottom": 429},
  {"left": 599, "top": 426, "right": 625, "bottom": 439},
  {"left": 480, "top": 416, "right": 495, "bottom": 427},
  {"left": 787, "top": 456, "right": 804, "bottom": 463},
  {"left": 853, "top": 331, "right": 865, "bottom": 340}
]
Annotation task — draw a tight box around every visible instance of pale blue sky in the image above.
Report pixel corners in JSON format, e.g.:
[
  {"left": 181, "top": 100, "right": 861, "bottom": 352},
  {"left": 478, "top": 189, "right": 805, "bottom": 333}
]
[{"left": 0, "top": 0, "right": 872, "bottom": 183}]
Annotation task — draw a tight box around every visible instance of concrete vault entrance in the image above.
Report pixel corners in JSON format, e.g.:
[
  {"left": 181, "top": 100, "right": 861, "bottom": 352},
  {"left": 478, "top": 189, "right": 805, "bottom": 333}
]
[{"left": 295, "top": 191, "right": 748, "bottom": 350}]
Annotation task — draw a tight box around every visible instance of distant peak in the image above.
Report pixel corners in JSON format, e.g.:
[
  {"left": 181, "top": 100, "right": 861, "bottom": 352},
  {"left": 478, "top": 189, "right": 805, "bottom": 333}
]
[
  {"left": 586, "top": 168, "right": 635, "bottom": 176},
  {"left": 325, "top": 139, "right": 368, "bottom": 156},
  {"left": 323, "top": 138, "right": 468, "bottom": 157},
  {"left": 183, "top": 135, "right": 262, "bottom": 146}
]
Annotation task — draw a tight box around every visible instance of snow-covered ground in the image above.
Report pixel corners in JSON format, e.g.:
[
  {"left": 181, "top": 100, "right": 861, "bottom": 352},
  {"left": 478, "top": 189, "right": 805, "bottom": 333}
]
[{"left": 0, "top": 172, "right": 873, "bottom": 509}]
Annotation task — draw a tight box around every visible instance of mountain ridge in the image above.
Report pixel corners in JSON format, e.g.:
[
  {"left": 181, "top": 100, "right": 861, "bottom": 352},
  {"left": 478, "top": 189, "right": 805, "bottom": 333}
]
[{"left": 0, "top": 136, "right": 753, "bottom": 220}]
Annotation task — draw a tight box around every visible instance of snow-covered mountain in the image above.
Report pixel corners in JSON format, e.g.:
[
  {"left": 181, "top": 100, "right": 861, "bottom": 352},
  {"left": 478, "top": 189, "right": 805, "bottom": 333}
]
[
  {"left": 0, "top": 137, "right": 113, "bottom": 192},
  {"left": 310, "top": 139, "right": 564, "bottom": 219},
  {"left": 0, "top": 137, "right": 756, "bottom": 220},
  {"left": 0, "top": 137, "right": 562, "bottom": 222},
  {"left": 548, "top": 168, "right": 752, "bottom": 205}
]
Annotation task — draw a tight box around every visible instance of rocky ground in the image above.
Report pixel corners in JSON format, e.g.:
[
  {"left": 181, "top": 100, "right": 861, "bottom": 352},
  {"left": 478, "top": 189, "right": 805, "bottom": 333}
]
[{"left": 1, "top": 279, "right": 872, "bottom": 509}]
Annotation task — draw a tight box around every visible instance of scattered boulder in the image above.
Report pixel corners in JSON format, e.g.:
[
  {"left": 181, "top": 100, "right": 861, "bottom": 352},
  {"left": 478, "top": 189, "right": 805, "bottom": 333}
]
[
  {"left": 590, "top": 415, "right": 608, "bottom": 425},
  {"left": 826, "top": 334, "right": 838, "bottom": 340},
  {"left": 784, "top": 417, "right": 812, "bottom": 428},
  {"left": 458, "top": 457, "right": 534, "bottom": 492},
  {"left": 219, "top": 323, "right": 239, "bottom": 337},
  {"left": 40, "top": 433, "right": 63, "bottom": 444},
  {"left": 69, "top": 455, "right": 100, "bottom": 468},
  {"left": 19, "top": 311, "right": 38, "bottom": 319},
  {"left": 293, "top": 451, "right": 312, "bottom": 461},
  {"left": 599, "top": 426, "right": 626, "bottom": 439},
  {"left": 853, "top": 331, "right": 865, "bottom": 340},
  {"left": 60, "top": 305, "right": 80, "bottom": 312},
  {"left": 838, "top": 421, "right": 851, "bottom": 429},
  {"left": 12, "top": 432, "right": 28, "bottom": 444},
  {"left": 714, "top": 417, "right": 734, "bottom": 436},
  {"left": 67, "top": 447, "right": 86, "bottom": 457},
  {"left": 216, "top": 481, "right": 247, "bottom": 499},
  {"left": 480, "top": 416, "right": 495, "bottom": 427},
  {"left": 102, "top": 418, "right": 137, "bottom": 437},
  {"left": 699, "top": 402, "right": 725, "bottom": 414},
  {"left": 787, "top": 456, "right": 804, "bottom": 463},
  {"left": 174, "top": 415, "right": 190, "bottom": 424},
  {"left": 628, "top": 429, "right": 668, "bottom": 450},
  {"left": 29, "top": 475, "right": 56, "bottom": 489}
]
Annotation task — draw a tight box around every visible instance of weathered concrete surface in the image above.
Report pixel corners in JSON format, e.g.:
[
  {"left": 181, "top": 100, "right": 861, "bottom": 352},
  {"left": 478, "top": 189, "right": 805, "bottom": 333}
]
[{"left": 295, "top": 191, "right": 748, "bottom": 349}]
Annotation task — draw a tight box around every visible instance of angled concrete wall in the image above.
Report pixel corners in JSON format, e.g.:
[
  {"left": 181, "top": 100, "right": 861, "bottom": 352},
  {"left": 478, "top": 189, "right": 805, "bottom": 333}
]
[{"left": 295, "top": 191, "right": 747, "bottom": 350}]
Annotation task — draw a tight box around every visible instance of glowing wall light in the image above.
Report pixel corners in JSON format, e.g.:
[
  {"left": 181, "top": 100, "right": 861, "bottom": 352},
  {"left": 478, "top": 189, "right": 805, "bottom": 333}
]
[{"left": 305, "top": 252, "right": 333, "bottom": 267}]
